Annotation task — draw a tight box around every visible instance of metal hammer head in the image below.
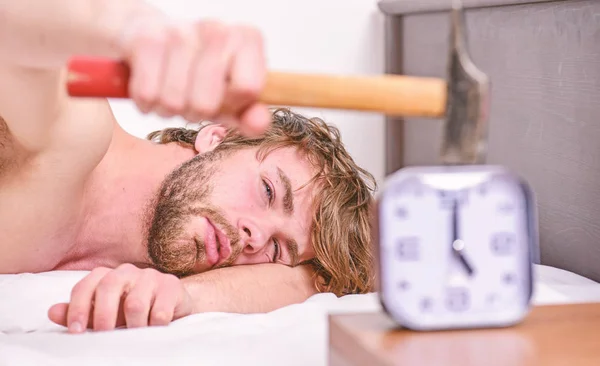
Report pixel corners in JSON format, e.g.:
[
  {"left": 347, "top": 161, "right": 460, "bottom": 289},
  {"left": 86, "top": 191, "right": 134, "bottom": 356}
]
[{"left": 440, "top": 1, "right": 490, "bottom": 165}]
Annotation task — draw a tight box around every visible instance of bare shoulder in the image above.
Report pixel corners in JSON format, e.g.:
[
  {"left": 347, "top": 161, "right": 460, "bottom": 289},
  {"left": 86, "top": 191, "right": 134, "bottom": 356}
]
[{"left": 0, "top": 63, "right": 116, "bottom": 273}]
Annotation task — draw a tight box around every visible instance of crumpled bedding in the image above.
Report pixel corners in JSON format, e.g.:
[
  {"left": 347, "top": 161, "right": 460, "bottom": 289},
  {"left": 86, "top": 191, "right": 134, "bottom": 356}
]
[{"left": 0, "top": 264, "right": 598, "bottom": 366}]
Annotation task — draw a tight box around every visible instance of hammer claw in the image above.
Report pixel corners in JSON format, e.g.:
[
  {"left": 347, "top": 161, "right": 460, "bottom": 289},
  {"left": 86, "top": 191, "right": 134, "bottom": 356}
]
[{"left": 441, "top": 0, "right": 490, "bottom": 165}]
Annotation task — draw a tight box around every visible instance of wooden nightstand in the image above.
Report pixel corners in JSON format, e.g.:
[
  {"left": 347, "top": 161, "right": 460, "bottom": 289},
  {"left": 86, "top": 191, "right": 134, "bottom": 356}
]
[{"left": 329, "top": 303, "right": 600, "bottom": 366}]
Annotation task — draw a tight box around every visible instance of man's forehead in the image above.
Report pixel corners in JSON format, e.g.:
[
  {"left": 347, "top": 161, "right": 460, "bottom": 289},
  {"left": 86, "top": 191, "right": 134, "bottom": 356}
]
[{"left": 257, "top": 146, "right": 316, "bottom": 182}]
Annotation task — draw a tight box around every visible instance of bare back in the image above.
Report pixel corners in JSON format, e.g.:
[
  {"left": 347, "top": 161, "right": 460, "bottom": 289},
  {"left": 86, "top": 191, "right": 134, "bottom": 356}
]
[{"left": 0, "top": 64, "right": 116, "bottom": 273}]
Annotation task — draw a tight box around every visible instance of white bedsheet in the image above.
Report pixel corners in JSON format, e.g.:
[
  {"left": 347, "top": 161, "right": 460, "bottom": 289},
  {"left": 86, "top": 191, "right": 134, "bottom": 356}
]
[{"left": 1, "top": 264, "right": 599, "bottom": 366}]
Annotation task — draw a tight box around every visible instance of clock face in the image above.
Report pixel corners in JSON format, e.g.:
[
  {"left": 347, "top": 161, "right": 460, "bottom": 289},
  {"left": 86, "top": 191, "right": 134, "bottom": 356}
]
[{"left": 377, "top": 165, "right": 536, "bottom": 330}]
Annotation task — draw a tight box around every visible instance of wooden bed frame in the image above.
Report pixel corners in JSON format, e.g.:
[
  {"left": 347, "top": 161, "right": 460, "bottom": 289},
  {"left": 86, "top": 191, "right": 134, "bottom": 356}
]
[{"left": 379, "top": 0, "right": 600, "bottom": 282}]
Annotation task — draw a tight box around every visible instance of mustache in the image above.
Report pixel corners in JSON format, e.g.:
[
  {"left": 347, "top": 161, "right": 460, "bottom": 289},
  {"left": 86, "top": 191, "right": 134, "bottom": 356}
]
[{"left": 190, "top": 207, "right": 242, "bottom": 266}]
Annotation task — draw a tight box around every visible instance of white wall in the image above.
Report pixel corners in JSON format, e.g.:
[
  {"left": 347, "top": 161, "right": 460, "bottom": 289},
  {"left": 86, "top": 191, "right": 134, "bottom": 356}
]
[{"left": 110, "top": 0, "right": 386, "bottom": 184}]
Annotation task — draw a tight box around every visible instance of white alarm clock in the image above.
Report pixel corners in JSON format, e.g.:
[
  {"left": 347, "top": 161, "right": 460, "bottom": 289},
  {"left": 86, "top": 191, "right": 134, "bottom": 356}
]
[{"left": 375, "top": 164, "right": 538, "bottom": 331}]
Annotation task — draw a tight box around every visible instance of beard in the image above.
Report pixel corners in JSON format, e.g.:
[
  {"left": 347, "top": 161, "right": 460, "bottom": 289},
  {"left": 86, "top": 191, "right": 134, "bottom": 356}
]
[{"left": 144, "top": 149, "right": 242, "bottom": 277}]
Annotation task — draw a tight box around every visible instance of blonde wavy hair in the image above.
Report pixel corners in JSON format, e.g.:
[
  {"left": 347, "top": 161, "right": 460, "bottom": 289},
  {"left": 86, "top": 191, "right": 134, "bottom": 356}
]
[{"left": 147, "top": 108, "right": 377, "bottom": 296}]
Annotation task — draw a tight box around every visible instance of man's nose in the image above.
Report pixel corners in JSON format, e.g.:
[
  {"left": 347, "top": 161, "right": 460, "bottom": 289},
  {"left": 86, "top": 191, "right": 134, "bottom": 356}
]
[{"left": 238, "top": 218, "right": 268, "bottom": 254}]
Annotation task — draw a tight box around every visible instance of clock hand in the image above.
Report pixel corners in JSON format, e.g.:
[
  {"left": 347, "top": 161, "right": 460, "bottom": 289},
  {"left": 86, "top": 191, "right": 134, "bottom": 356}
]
[
  {"left": 451, "top": 197, "right": 459, "bottom": 242},
  {"left": 451, "top": 197, "right": 475, "bottom": 276},
  {"left": 453, "top": 239, "right": 475, "bottom": 276}
]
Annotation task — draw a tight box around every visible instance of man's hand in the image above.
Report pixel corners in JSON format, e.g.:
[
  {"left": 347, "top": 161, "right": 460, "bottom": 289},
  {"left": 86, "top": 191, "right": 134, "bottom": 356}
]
[
  {"left": 117, "top": 16, "right": 270, "bottom": 135},
  {"left": 0, "top": 0, "right": 271, "bottom": 136},
  {"left": 48, "top": 264, "right": 193, "bottom": 333}
]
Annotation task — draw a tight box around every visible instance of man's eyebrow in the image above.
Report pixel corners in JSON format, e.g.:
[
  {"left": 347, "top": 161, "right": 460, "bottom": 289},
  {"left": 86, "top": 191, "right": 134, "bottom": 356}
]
[
  {"left": 287, "top": 238, "right": 299, "bottom": 267},
  {"left": 277, "top": 167, "right": 294, "bottom": 215}
]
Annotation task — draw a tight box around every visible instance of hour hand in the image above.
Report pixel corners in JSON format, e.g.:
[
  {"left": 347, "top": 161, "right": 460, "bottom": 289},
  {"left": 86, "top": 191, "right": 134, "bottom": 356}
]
[{"left": 452, "top": 239, "right": 475, "bottom": 276}]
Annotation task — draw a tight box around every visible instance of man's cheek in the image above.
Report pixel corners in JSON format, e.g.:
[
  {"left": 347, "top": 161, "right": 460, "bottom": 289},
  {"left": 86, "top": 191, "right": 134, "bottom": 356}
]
[{"left": 222, "top": 181, "right": 254, "bottom": 207}]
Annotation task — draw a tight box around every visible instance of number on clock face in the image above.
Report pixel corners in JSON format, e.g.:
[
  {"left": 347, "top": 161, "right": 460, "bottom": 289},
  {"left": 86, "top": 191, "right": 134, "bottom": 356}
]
[
  {"left": 396, "top": 237, "right": 420, "bottom": 261},
  {"left": 491, "top": 232, "right": 515, "bottom": 255},
  {"left": 378, "top": 166, "right": 535, "bottom": 330}
]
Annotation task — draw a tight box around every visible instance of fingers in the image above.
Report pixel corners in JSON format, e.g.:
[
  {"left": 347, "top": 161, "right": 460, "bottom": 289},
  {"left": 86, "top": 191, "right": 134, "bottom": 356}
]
[
  {"left": 226, "top": 26, "right": 270, "bottom": 135},
  {"left": 92, "top": 264, "right": 138, "bottom": 331},
  {"left": 239, "top": 103, "right": 271, "bottom": 137},
  {"left": 66, "top": 267, "right": 111, "bottom": 334},
  {"left": 48, "top": 303, "right": 69, "bottom": 327},
  {"left": 123, "top": 18, "right": 270, "bottom": 134},
  {"left": 122, "top": 269, "right": 157, "bottom": 328},
  {"left": 156, "top": 24, "right": 199, "bottom": 119},
  {"left": 53, "top": 265, "right": 193, "bottom": 333},
  {"left": 148, "top": 274, "right": 180, "bottom": 326},
  {"left": 126, "top": 20, "right": 169, "bottom": 114},
  {"left": 185, "top": 22, "right": 232, "bottom": 124}
]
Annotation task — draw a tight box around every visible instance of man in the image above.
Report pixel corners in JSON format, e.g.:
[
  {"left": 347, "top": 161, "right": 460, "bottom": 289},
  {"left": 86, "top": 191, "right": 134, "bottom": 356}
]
[{"left": 0, "top": 0, "right": 376, "bottom": 333}]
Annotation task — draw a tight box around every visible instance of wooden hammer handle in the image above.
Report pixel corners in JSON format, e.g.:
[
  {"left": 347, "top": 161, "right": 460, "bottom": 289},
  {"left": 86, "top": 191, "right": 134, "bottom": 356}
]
[{"left": 66, "top": 57, "right": 447, "bottom": 118}]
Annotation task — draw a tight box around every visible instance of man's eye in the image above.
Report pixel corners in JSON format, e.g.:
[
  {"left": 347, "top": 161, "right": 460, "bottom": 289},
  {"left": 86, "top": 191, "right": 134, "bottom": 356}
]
[{"left": 263, "top": 179, "right": 274, "bottom": 203}]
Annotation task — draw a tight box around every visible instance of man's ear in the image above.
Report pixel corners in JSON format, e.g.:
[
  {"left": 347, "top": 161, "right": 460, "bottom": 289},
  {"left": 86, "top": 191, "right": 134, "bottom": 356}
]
[{"left": 194, "top": 124, "right": 227, "bottom": 153}]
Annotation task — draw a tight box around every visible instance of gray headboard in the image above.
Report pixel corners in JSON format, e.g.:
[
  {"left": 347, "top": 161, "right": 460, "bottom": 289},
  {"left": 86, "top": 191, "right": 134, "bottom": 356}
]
[{"left": 379, "top": 0, "right": 600, "bottom": 282}]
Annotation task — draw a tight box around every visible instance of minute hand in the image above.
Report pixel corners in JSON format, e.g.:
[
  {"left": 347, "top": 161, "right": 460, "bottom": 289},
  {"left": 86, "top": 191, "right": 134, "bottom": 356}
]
[{"left": 452, "top": 198, "right": 475, "bottom": 276}]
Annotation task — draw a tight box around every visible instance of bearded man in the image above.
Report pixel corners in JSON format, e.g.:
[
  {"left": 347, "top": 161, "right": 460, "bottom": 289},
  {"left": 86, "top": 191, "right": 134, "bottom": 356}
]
[{"left": 0, "top": 0, "right": 377, "bottom": 333}]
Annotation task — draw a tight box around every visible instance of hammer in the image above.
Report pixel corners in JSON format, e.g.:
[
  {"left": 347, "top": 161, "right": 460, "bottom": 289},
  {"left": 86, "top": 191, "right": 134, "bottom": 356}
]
[{"left": 66, "top": 1, "right": 489, "bottom": 164}]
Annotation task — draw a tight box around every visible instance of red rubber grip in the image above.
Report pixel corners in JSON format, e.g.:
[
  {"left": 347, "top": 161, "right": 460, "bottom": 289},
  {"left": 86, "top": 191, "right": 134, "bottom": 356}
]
[{"left": 66, "top": 57, "right": 131, "bottom": 98}]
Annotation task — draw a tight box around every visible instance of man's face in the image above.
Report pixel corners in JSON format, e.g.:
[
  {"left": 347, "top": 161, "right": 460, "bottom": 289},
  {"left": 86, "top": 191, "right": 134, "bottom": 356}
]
[{"left": 146, "top": 143, "right": 317, "bottom": 276}]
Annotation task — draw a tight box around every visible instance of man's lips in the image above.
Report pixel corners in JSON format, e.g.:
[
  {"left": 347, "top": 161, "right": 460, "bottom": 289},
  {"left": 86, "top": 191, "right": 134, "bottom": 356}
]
[
  {"left": 202, "top": 220, "right": 219, "bottom": 266},
  {"left": 206, "top": 218, "right": 232, "bottom": 266}
]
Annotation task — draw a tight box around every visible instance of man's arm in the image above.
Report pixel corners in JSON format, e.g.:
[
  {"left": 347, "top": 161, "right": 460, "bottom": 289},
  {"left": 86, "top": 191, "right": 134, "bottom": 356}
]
[
  {"left": 0, "top": 0, "right": 144, "bottom": 65},
  {"left": 0, "top": 0, "right": 267, "bottom": 156},
  {"left": 47, "top": 264, "right": 319, "bottom": 332},
  {"left": 182, "top": 264, "right": 319, "bottom": 314},
  {"left": 0, "top": 0, "right": 150, "bottom": 154},
  {"left": 0, "top": 0, "right": 160, "bottom": 273}
]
